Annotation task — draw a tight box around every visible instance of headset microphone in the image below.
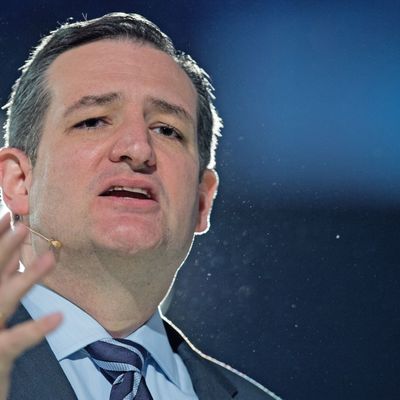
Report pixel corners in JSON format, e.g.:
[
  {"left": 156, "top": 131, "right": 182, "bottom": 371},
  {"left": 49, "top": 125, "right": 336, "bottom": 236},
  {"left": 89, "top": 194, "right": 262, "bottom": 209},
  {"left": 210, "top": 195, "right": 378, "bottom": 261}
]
[
  {"left": 14, "top": 216, "right": 63, "bottom": 249},
  {"left": 24, "top": 225, "right": 63, "bottom": 249}
]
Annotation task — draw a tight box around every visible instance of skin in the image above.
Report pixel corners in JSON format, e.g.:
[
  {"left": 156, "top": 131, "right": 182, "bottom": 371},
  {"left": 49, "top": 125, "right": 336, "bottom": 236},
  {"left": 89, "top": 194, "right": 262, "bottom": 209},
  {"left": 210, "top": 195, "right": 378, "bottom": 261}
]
[
  {"left": 0, "top": 39, "right": 218, "bottom": 397},
  {"left": 0, "top": 213, "right": 62, "bottom": 399}
]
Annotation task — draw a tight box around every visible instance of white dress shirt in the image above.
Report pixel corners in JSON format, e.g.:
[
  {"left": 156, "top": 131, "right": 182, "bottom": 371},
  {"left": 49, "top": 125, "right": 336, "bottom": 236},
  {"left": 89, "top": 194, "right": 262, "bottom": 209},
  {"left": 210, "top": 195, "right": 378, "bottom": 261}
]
[{"left": 22, "top": 284, "right": 198, "bottom": 400}]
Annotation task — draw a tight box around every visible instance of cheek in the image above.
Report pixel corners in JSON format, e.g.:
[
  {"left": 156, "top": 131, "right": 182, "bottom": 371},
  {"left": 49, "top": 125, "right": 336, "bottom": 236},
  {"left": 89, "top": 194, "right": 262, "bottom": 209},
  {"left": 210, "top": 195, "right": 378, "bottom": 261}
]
[
  {"left": 44, "top": 139, "right": 101, "bottom": 183},
  {"left": 170, "top": 165, "right": 200, "bottom": 225},
  {"left": 30, "top": 146, "right": 89, "bottom": 210}
]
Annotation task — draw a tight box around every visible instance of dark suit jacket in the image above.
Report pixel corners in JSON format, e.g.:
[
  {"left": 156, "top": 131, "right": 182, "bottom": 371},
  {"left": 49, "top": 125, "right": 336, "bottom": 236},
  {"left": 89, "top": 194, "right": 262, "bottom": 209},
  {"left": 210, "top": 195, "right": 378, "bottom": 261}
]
[{"left": 8, "top": 305, "right": 281, "bottom": 400}]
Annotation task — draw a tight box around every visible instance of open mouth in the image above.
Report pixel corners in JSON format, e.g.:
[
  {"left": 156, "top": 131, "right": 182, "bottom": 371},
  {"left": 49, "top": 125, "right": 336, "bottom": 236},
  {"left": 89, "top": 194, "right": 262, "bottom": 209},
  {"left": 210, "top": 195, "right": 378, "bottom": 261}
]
[{"left": 100, "top": 186, "right": 153, "bottom": 200}]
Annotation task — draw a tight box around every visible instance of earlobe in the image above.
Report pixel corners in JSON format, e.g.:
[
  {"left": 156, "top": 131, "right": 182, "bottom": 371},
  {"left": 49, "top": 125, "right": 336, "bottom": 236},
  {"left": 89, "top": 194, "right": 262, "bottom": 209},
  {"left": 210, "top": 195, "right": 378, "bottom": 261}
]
[
  {"left": 0, "top": 147, "right": 32, "bottom": 216},
  {"left": 195, "top": 169, "right": 219, "bottom": 234}
]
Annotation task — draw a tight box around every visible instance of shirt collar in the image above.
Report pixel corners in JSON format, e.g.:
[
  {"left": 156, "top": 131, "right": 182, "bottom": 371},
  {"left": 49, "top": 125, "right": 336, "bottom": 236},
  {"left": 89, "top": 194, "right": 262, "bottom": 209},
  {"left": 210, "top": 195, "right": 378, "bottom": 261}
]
[{"left": 21, "top": 283, "right": 179, "bottom": 387}]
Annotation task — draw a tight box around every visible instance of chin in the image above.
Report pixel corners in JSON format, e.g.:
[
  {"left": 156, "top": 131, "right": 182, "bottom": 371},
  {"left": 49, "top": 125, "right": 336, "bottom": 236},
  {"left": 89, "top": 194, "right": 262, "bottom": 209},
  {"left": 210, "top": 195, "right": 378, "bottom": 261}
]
[{"left": 92, "top": 228, "right": 165, "bottom": 256}]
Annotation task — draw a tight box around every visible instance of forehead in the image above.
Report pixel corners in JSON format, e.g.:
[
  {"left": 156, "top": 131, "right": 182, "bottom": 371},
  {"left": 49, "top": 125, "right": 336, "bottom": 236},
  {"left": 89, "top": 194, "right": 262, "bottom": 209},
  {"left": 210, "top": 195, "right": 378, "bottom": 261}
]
[{"left": 45, "top": 39, "right": 198, "bottom": 118}]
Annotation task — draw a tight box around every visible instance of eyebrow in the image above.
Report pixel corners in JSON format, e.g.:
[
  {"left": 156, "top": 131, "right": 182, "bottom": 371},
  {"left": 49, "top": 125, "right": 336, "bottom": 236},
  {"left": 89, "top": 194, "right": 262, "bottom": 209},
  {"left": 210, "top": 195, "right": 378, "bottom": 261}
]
[
  {"left": 146, "top": 97, "right": 195, "bottom": 128},
  {"left": 62, "top": 92, "right": 195, "bottom": 127},
  {"left": 62, "top": 92, "right": 122, "bottom": 118}
]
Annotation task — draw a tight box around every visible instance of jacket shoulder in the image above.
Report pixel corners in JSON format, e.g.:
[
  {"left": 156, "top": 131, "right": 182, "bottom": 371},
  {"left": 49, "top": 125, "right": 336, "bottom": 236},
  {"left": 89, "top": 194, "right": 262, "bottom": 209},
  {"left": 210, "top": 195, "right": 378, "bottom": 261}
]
[
  {"left": 206, "top": 357, "right": 282, "bottom": 400},
  {"left": 163, "top": 317, "right": 283, "bottom": 400}
]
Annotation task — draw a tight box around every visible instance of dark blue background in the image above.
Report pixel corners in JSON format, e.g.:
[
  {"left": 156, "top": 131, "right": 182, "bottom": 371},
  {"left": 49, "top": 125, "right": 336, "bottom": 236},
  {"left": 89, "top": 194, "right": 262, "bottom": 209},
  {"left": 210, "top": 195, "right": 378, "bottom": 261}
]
[{"left": 1, "top": 1, "right": 399, "bottom": 399}]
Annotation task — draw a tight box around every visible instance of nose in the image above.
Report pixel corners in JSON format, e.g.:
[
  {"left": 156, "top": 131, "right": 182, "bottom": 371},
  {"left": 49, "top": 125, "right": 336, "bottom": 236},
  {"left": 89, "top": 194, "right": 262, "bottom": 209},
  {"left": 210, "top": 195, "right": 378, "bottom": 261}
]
[{"left": 108, "top": 117, "right": 156, "bottom": 171}]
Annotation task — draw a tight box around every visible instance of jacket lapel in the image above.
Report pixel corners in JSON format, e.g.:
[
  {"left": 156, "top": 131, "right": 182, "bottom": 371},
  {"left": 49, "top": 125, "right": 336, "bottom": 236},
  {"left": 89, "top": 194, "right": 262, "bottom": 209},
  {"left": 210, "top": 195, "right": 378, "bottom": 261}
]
[
  {"left": 177, "top": 343, "right": 238, "bottom": 399},
  {"left": 164, "top": 319, "right": 237, "bottom": 399},
  {"left": 7, "top": 305, "right": 77, "bottom": 400}
]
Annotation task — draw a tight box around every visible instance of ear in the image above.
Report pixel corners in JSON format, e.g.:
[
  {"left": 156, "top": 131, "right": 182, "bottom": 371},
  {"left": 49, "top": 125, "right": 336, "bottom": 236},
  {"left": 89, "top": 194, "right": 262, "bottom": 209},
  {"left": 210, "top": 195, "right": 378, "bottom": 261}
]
[
  {"left": 0, "top": 147, "right": 32, "bottom": 216},
  {"left": 195, "top": 168, "right": 219, "bottom": 235}
]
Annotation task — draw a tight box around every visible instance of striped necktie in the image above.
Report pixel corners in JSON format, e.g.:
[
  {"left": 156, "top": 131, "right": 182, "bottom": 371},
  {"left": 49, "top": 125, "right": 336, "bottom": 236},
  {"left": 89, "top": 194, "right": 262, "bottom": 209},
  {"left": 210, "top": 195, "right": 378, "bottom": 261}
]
[{"left": 85, "top": 338, "right": 154, "bottom": 400}]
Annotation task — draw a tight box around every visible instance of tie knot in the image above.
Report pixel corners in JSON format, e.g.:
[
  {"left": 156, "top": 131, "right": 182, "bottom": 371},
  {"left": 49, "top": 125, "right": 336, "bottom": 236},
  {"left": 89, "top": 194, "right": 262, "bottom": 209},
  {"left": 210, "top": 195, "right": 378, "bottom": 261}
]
[
  {"left": 85, "top": 338, "right": 154, "bottom": 399},
  {"left": 86, "top": 338, "right": 148, "bottom": 375}
]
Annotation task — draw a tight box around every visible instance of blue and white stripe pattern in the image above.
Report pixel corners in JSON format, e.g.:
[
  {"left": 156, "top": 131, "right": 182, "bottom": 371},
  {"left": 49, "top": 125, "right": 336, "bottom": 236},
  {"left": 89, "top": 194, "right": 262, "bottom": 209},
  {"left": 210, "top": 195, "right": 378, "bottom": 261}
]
[{"left": 85, "top": 338, "right": 154, "bottom": 400}]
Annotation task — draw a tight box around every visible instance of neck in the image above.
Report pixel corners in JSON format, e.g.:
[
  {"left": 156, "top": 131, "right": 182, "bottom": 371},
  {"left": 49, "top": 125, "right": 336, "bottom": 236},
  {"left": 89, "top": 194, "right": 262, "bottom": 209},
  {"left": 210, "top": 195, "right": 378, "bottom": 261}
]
[{"left": 22, "top": 246, "right": 178, "bottom": 337}]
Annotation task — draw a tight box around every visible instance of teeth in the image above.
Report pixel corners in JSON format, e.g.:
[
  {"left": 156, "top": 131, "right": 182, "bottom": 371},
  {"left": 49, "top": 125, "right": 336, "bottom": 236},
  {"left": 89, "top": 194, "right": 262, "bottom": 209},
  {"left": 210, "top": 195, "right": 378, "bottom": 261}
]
[{"left": 109, "top": 186, "right": 151, "bottom": 198}]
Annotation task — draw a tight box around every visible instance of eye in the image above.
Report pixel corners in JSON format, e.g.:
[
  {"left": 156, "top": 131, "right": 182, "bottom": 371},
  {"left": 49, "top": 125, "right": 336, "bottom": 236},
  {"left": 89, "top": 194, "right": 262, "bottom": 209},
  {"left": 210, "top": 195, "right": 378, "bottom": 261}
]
[
  {"left": 73, "top": 117, "right": 108, "bottom": 130},
  {"left": 152, "top": 124, "right": 183, "bottom": 141}
]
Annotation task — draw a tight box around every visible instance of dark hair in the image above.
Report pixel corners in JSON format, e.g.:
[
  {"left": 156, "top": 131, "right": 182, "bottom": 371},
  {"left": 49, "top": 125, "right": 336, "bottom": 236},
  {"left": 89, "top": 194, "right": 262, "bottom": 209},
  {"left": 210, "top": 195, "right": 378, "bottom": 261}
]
[{"left": 2, "top": 12, "right": 222, "bottom": 174}]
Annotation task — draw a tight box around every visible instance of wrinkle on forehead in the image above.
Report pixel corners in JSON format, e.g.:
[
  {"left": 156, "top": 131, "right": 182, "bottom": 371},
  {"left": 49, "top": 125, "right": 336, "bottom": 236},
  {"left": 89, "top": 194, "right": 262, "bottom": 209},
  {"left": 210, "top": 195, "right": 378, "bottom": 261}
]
[{"left": 44, "top": 39, "right": 198, "bottom": 125}]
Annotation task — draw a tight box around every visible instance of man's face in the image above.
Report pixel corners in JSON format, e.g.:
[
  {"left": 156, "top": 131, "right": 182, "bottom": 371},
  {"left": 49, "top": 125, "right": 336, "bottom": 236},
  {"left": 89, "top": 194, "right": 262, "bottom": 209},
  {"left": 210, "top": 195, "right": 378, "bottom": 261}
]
[{"left": 27, "top": 39, "right": 214, "bottom": 266}]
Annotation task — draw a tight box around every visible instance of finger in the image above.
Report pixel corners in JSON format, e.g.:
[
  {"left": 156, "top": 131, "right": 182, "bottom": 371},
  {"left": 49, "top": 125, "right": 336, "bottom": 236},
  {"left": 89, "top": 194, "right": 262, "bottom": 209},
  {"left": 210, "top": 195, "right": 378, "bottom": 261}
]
[
  {"left": 0, "top": 312, "right": 62, "bottom": 400},
  {"left": 0, "top": 252, "right": 55, "bottom": 324},
  {"left": 0, "top": 213, "right": 11, "bottom": 236},
  {"left": 0, "top": 312, "right": 62, "bottom": 364},
  {"left": 0, "top": 223, "right": 28, "bottom": 269},
  {"left": 1, "top": 252, "right": 21, "bottom": 282}
]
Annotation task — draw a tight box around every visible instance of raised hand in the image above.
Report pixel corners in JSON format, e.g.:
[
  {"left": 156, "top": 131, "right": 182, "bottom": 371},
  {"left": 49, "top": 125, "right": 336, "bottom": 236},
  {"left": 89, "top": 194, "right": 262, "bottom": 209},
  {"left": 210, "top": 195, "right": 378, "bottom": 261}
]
[{"left": 0, "top": 213, "right": 62, "bottom": 399}]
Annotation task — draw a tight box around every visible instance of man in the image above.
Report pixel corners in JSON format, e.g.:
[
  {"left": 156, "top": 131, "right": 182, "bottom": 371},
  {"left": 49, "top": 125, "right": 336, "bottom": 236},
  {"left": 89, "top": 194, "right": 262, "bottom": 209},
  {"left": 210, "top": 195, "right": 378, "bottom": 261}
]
[{"left": 0, "top": 12, "right": 281, "bottom": 400}]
